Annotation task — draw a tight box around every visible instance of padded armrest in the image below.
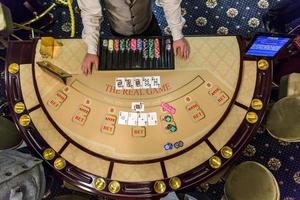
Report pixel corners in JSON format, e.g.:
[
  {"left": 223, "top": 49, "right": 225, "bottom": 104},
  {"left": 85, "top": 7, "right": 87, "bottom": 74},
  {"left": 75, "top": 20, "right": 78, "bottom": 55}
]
[
  {"left": 0, "top": 3, "right": 13, "bottom": 35},
  {"left": 279, "top": 73, "right": 300, "bottom": 99}
]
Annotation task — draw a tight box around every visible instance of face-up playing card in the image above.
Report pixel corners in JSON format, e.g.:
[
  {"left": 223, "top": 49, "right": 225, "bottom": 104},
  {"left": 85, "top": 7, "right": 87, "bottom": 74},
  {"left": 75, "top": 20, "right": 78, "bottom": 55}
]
[
  {"left": 115, "top": 77, "right": 125, "bottom": 90},
  {"left": 137, "top": 113, "right": 148, "bottom": 126},
  {"left": 151, "top": 76, "right": 161, "bottom": 88},
  {"left": 128, "top": 112, "right": 138, "bottom": 126},
  {"left": 118, "top": 111, "right": 129, "bottom": 125},
  {"left": 133, "top": 77, "right": 143, "bottom": 89},
  {"left": 124, "top": 78, "right": 134, "bottom": 89},
  {"left": 147, "top": 112, "right": 158, "bottom": 126},
  {"left": 142, "top": 77, "right": 152, "bottom": 89},
  {"left": 131, "top": 102, "right": 144, "bottom": 112}
]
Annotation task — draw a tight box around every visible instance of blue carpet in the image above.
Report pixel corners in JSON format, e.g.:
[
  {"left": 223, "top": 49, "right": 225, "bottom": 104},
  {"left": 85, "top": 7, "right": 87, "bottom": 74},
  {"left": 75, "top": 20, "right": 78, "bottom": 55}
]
[{"left": 1, "top": 0, "right": 300, "bottom": 199}]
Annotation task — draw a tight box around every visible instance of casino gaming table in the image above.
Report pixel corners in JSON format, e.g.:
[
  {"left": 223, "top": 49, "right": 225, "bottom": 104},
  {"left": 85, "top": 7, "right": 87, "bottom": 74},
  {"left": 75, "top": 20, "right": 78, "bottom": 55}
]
[{"left": 5, "top": 36, "right": 272, "bottom": 199}]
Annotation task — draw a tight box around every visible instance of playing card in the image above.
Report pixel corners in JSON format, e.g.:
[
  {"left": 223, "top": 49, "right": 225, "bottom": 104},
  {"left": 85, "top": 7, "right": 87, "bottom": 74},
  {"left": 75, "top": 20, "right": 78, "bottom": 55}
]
[
  {"left": 131, "top": 102, "right": 145, "bottom": 112},
  {"left": 128, "top": 112, "right": 138, "bottom": 126},
  {"left": 124, "top": 77, "right": 134, "bottom": 89},
  {"left": 137, "top": 113, "right": 148, "bottom": 126},
  {"left": 151, "top": 76, "right": 161, "bottom": 88},
  {"left": 142, "top": 77, "right": 152, "bottom": 89},
  {"left": 118, "top": 111, "right": 129, "bottom": 125},
  {"left": 133, "top": 77, "right": 143, "bottom": 89},
  {"left": 147, "top": 112, "right": 158, "bottom": 126},
  {"left": 115, "top": 77, "right": 125, "bottom": 90}
]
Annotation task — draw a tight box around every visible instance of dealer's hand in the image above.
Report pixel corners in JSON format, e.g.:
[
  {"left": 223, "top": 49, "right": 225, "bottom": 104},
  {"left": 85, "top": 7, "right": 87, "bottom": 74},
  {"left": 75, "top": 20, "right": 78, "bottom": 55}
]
[
  {"left": 173, "top": 38, "right": 190, "bottom": 60},
  {"left": 81, "top": 53, "right": 99, "bottom": 76}
]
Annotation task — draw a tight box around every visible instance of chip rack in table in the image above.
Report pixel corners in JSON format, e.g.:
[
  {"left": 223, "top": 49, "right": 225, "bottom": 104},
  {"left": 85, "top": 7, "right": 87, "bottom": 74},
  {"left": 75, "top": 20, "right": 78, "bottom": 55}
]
[{"left": 100, "top": 36, "right": 174, "bottom": 70}]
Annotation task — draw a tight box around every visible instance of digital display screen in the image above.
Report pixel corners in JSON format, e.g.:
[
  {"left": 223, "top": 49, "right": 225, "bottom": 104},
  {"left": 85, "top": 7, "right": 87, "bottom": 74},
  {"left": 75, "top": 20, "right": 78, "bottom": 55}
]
[{"left": 246, "top": 36, "right": 290, "bottom": 57}]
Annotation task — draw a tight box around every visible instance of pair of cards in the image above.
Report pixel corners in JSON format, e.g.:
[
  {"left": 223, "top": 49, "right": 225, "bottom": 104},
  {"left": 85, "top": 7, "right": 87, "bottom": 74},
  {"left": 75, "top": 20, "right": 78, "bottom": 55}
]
[
  {"left": 72, "top": 104, "right": 91, "bottom": 126},
  {"left": 115, "top": 76, "right": 160, "bottom": 90},
  {"left": 47, "top": 91, "right": 67, "bottom": 110},
  {"left": 118, "top": 112, "right": 158, "bottom": 126}
]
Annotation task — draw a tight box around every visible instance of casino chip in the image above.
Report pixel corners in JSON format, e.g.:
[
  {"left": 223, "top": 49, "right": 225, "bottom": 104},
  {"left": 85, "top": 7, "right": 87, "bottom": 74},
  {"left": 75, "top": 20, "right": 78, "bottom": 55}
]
[
  {"left": 174, "top": 141, "right": 184, "bottom": 149},
  {"left": 164, "top": 143, "right": 173, "bottom": 150},
  {"left": 164, "top": 115, "right": 172, "bottom": 123},
  {"left": 167, "top": 124, "right": 177, "bottom": 133}
]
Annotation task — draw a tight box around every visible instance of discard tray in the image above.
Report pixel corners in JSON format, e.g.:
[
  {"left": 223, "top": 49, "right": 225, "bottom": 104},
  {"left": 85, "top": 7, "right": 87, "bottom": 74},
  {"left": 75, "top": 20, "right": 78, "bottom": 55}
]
[{"left": 99, "top": 36, "right": 175, "bottom": 70}]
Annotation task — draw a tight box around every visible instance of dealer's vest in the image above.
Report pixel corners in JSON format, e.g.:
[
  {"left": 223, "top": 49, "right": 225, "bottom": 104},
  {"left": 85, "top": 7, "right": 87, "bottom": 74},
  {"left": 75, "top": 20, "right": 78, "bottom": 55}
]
[{"left": 103, "top": 0, "right": 152, "bottom": 36}]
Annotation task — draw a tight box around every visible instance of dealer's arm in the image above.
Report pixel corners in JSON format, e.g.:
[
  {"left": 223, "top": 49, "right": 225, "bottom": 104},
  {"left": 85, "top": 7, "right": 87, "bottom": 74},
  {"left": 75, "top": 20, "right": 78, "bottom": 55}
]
[
  {"left": 159, "top": 0, "right": 190, "bottom": 60},
  {"left": 77, "top": 0, "right": 103, "bottom": 75}
]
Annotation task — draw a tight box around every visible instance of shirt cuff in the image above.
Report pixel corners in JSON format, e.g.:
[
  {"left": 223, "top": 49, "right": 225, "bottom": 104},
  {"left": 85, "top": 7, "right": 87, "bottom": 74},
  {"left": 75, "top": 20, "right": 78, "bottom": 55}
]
[
  {"left": 171, "top": 29, "right": 184, "bottom": 41},
  {"left": 87, "top": 44, "right": 99, "bottom": 55},
  {"left": 170, "top": 16, "right": 185, "bottom": 41}
]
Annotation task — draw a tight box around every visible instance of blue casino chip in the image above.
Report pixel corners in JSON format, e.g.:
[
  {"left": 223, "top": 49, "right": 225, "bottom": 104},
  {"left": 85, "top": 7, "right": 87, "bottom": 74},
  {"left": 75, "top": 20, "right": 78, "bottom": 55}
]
[{"left": 164, "top": 143, "right": 173, "bottom": 150}]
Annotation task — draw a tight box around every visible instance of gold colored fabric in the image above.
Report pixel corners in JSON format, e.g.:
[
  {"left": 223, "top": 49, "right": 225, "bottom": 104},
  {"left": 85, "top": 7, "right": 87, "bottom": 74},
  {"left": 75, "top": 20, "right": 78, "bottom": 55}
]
[
  {"left": 224, "top": 161, "right": 279, "bottom": 200},
  {"left": 40, "top": 37, "right": 63, "bottom": 58},
  {"left": 279, "top": 73, "right": 300, "bottom": 99},
  {"left": 266, "top": 96, "right": 300, "bottom": 142}
]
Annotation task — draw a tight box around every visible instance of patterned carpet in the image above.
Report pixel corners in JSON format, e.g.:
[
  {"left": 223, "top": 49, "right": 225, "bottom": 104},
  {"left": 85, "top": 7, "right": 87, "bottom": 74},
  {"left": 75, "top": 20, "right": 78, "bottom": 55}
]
[{"left": 0, "top": 0, "right": 300, "bottom": 200}]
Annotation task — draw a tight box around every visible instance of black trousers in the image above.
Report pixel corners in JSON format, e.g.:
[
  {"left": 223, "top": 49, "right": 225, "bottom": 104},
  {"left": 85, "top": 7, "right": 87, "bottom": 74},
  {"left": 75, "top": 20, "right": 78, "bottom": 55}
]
[
  {"left": 263, "top": 0, "right": 300, "bottom": 32},
  {"left": 110, "top": 14, "right": 162, "bottom": 37}
]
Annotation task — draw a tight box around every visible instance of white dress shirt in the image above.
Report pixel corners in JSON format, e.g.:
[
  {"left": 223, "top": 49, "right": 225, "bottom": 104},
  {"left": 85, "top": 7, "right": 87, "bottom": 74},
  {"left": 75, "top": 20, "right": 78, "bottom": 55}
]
[{"left": 77, "top": 0, "right": 185, "bottom": 55}]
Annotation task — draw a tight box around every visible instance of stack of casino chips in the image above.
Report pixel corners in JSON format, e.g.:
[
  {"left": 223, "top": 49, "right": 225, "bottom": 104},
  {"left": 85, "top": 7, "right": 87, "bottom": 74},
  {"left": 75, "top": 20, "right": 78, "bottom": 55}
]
[{"left": 100, "top": 37, "right": 174, "bottom": 70}]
